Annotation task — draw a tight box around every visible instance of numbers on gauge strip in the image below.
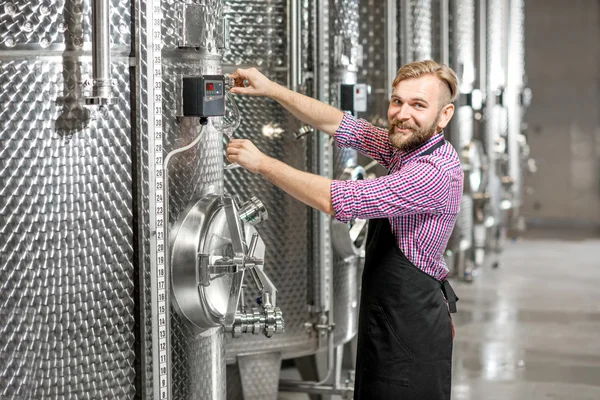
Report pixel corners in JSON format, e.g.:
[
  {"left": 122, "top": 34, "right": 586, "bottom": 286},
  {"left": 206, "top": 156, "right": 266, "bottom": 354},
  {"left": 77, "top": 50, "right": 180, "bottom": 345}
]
[{"left": 149, "top": 0, "right": 168, "bottom": 397}]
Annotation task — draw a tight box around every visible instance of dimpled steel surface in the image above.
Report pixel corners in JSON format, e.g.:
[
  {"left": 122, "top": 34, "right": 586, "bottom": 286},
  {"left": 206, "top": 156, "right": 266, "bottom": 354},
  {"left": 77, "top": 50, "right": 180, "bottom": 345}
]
[
  {"left": 451, "top": 0, "right": 476, "bottom": 148},
  {"left": 410, "top": 0, "right": 434, "bottom": 60},
  {"left": 397, "top": 0, "right": 435, "bottom": 64},
  {"left": 162, "top": 0, "right": 223, "bottom": 53},
  {"left": 330, "top": 0, "right": 359, "bottom": 49},
  {"left": 509, "top": 0, "right": 524, "bottom": 89},
  {"left": 224, "top": 352, "right": 285, "bottom": 400},
  {"left": 506, "top": 0, "right": 525, "bottom": 207},
  {"left": 222, "top": 0, "right": 287, "bottom": 67},
  {"left": 448, "top": 0, "right": 476, "bottom": 258},
  {"left": 0, "top": 0, "right": 131, "bottom": 49},
  {"left": 329, "top": 0, "right": 361, "bottom": 347},
  {"left": 430, "top": 0, "right": 442, "bottom": 63},
  {"left": 222, "top": 95, "right": 316, "bottom": 359},
  {"left": 222, "top": 0, "right": 317, "bottom": 360},
  {"left": 237, "top": 352, "right": 282, "bottom": 399},
  {"left": 485, "top": 0, "right": 508, "bottom": 220},
  {"left": 161, "top": 55, "right": 226, "bottom": 400},
  {"left": 358, "top": 0, "right": 389, "bottom": 127},
  {"left": 453, "top": 0, "right": 476, "bottom": 97},
  {"left": 0, "top": 60, "right": 135, "bottom": 398}
]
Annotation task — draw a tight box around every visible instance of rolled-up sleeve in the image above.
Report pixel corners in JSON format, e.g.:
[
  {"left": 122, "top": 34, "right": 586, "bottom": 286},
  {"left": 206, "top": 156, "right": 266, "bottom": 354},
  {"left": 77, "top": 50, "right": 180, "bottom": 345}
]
[
  {"left": 330, "top": 157, "right": 451, "bottom": 223},
  {"left": 335, "top": 113, "right": 395, "bottom": 169}
]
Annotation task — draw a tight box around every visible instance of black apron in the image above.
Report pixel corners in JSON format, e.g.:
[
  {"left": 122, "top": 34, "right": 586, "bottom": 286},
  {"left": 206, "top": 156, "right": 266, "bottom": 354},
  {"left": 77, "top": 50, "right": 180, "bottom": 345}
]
[{"left": 354, "top": 139, "right": 459, "bottom": 400}]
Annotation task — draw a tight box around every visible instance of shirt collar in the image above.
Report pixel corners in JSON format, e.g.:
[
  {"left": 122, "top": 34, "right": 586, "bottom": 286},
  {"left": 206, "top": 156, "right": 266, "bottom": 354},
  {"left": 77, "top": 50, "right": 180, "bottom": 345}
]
[{"left": 397, "top": 132, "right": 445, "bottom": 164}]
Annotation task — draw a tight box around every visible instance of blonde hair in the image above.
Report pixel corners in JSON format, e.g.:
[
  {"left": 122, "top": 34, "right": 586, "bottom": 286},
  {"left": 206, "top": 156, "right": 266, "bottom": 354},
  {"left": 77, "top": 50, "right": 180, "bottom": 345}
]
[{"left": 392, "top": 60, "right": 459, "bottom": 106}]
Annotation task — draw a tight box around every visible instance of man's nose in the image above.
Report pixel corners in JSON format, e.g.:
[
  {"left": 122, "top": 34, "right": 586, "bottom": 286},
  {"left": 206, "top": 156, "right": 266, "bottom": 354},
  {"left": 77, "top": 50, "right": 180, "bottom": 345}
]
[{"left": 394, "top": 103, "right": 411, "bottom": 122}]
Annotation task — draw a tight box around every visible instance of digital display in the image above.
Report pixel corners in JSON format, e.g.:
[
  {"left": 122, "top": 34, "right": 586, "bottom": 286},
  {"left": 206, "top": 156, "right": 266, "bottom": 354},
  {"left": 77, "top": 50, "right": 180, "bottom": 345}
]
[{"left": 206, "top": 82, "right": 215, "bottom": 91}]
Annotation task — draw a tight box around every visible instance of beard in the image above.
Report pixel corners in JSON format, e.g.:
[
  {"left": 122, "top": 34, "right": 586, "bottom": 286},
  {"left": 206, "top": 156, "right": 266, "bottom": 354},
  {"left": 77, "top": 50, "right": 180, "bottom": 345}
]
[{"left": 388, "top": 112, "right": 441, "bottom": 152}]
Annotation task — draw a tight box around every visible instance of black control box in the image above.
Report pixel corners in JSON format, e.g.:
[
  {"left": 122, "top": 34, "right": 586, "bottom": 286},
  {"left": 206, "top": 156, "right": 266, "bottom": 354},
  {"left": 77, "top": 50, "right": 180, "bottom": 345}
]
[
  {"left": 182, "top": 75, "right": 225, "bottom": 117},
  {"left": 340, "top": 83, "right": 368, "bottom": 116}
]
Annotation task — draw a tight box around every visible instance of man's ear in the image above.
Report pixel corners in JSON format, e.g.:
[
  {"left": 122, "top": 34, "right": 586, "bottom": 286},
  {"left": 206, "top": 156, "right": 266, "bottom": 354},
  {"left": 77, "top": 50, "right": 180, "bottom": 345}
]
[{"left": 438, "top": 103, "right": 455, "bottom": 131}]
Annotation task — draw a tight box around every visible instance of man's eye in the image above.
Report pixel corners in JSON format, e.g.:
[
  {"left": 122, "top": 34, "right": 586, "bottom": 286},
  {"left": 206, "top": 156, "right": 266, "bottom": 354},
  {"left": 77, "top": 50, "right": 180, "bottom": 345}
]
[
  {"left": 414, "top": 103, "right": 424, "bottom": 109},
  {"left": 392, "top": 99, "right": 401, "bottom": 105}
]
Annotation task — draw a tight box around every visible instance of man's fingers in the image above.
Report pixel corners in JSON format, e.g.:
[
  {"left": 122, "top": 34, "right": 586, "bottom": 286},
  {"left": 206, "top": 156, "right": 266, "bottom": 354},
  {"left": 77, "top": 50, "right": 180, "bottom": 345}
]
[
  {"left": 226, "top": 146, "right": 241, "bottom": 155},
  {"left": 229, "top": 138, "right": 251, "bottom": 146},
  {"left": 230, "top": 86, "right": 254, "bottom": 95}
]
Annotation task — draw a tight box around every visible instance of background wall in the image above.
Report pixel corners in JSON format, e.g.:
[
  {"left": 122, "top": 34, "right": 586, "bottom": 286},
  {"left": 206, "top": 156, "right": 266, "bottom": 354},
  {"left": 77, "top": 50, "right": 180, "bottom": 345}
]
[{"left": 523, "top": 0, "right": 600, "bottom": 228}]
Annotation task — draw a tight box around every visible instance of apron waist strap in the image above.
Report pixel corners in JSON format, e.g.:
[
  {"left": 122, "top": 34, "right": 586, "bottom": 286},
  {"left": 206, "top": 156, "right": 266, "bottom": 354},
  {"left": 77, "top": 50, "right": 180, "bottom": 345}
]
[{"left": 441, "top": 280, "right": 459, "bottom": 313}]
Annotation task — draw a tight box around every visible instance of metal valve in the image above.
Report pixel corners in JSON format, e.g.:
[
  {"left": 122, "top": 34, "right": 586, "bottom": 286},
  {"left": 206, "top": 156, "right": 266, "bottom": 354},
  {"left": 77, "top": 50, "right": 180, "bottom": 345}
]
[
  {"left": 188, "top": 195, "right": 284, "bottom": 337},
  {"left": 226, "top": 291, "right": 285, "bottom": 338},
  {"left": 198, "top": 232, "right": 265, "bottom": 287},
  {"left": 295, "top": 125, "right": 314, "bottom": 140},
  {"left": 237, "top": 196, "right": 269, "bottom": 226}
]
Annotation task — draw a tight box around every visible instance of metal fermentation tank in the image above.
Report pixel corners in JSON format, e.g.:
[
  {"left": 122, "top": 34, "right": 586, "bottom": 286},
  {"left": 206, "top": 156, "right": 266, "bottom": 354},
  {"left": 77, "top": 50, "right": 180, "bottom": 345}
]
[
  {"left": 483, "top": 0, "right": 511, "bottom": 267},
  {"left": 505, "top": 0, "right": 532, "bottom": 235},
  {"left": 224, "top": 0, "right": 366, "bottom": 396},
  {"left": 446, "top": 0, "right": 479, "bottom": 280},
  {"left": 0, "top": 0, "right": 137, "bottom": 398},
  {"left": 329, "top": 0, "right": 362, "bottom": 353},
  {"left": 397, "top": 0, "right": 441, "bottom": 65},
  {"left": 221, "top": 0, "right": 319, "bottom": 397},
  {"left": 355, "top": 0, "right": 396, "bottom": 179}
]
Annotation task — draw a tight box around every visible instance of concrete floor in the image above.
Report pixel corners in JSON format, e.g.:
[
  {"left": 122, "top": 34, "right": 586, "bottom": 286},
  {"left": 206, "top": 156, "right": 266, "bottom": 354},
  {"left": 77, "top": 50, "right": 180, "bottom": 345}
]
[{"left": 280, "top": 230, "right": 600, "bottom": 399}]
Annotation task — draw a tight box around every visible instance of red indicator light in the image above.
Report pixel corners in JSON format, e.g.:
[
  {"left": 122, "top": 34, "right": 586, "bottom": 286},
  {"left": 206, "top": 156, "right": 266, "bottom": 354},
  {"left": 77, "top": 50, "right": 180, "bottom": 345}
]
[{"left": 206, "top": 83, "right": 215, "bottom": 91}]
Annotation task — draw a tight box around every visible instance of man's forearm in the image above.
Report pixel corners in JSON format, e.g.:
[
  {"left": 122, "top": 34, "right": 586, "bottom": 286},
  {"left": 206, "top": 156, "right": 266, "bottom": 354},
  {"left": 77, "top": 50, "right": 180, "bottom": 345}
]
[
  {"left": 269, "top": 83, "right": 345, "bottom": 137},
  {"left": 259, "top": 157, "right": 334, "bottom": 215}
]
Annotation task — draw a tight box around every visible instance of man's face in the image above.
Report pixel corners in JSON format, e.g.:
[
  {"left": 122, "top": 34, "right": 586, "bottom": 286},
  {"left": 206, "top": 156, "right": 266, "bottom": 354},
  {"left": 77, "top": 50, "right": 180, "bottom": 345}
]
[{"left": 387, "top": 75, "right": 454, "bottom": 152}]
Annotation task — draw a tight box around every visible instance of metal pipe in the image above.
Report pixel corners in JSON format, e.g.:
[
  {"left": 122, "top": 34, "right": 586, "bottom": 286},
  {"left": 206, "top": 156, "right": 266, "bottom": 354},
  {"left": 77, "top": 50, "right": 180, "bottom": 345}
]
[
  {"left": 386, "top": 0, "right": 397, "bottom": 95},
  {"left": 289, "top": 0, "right": 302, "bottom": 91},
  {"left": 440, "top": 0, "right": 450, "bottom": 66},
  {"left": 400, "top": 0, "right": 412, "bottom": 64},
  {"left": 278, "top": 382, "right": 353, "bottom": 397},
  {"left": 476, "top": 0, "right": 487, "bottom": 103},
  {"left": 87, "top": 0, "right": 112, "bottom": 104},
  {"left": 279, "top": 0, "right": 338, "bottom": 391},
  {"left": 313, "top": 0, "right": 332, "bottom": 314}
]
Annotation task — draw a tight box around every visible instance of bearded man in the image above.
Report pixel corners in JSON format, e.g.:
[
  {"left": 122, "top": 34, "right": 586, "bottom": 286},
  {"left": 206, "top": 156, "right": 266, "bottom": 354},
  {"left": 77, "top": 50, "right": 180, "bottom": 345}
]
[{"left": 226, "top": 60, "right": 463, "bottom": 400}]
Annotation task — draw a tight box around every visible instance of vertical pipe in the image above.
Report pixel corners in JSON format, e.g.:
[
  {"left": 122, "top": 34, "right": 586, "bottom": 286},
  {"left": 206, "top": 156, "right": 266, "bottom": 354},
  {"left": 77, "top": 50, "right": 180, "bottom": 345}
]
[
  {"left": 506, "top": 0, "right": 523, "bottom": 208},
  {"left": 316, "top": 0, "right": 332, "bottom": 314},
  {"left": 476, "top": 0, "right": 487, "bottom": 104},
  {"left": 440, "top": 0, "right": 450, "bottom": 66},
  {"left": 289, "top": 0, "right": 301, "bottom": 91},
  {"left": 400, "top": 0, "right": 412, "bottom": 64},
  {"left": 90, "top": 0, "right": 112, "bottom": 101},
  {"left": 387, "top": 0, "right": 397, "bottom": 95}
]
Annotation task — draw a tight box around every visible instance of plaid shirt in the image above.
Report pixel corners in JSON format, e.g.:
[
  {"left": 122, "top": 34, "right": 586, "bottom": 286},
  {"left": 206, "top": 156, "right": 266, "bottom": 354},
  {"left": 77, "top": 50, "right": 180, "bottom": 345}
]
[{"left": 330, "top": 113, "right": 463, "bottom": 281}]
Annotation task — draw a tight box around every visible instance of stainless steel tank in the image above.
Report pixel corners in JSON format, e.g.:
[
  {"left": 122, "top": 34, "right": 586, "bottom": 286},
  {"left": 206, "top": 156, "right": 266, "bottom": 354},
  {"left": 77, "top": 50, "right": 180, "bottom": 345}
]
[
  {"left": 218, "top": 0, "right": 322, "bottom": 399},
  {"left": 222, "top": 0, "right": 365, "bottom": 396},
  {"left": 359, "top": 1, "right": 391, "bottom": 129},
  {"left": 398, "top": 0, "right": 439, "bottom": 64},
  {"left": 221, "top": 0, "right": 316, "bottom": 358},
  {"left": 357, "top": 0, "right": 395, "bottom": 181},
  {"left": 446, "top": 0, "right": 478, "bottom": 280},
  {"left": 0, "top": 0, "right": 137, "bottom": 398},
  {"left": 484, "top": 0, "right": 510, "bottom": 266},
  {"left": 329, "top": 0, "right": 362, "bottom": 350},
  {"left": 505, "top": 0, "right": 531, "bottom": 235}
]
